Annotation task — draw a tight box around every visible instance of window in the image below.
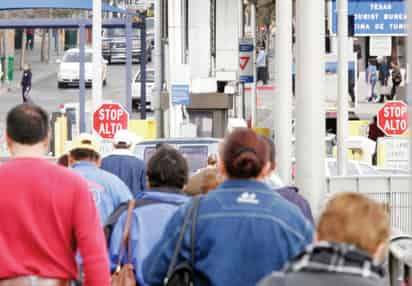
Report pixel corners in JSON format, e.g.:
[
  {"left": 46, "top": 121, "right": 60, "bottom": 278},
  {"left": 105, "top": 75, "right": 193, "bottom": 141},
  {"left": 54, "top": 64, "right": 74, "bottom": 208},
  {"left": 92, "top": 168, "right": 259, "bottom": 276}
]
[
  {"left": 179, "top": 146, "right": 209, "bottom": 174},
  {"left": 63, "top": 52, "right": 93, "bottom": 63},
  {"left": 135, "top": 71, "right": 155, "bottom": 82}
]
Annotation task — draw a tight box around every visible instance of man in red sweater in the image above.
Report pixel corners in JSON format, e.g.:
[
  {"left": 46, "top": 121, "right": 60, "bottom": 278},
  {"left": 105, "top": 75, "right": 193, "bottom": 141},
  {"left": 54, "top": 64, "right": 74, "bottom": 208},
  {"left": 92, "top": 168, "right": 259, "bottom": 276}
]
[{"left": 0, "top": 104, "right": 111, "bottom": 286}]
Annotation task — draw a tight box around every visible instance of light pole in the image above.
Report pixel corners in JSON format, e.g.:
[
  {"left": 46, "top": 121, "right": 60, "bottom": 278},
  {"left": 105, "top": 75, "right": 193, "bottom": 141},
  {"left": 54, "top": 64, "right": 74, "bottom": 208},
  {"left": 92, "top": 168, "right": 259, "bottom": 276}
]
[
  {"left": 408, "top": 0, "right": 412, "bottom": 180},
  {"left": 337, "top": 0, "right": 349, "bottom": 176},
  {"left": 93, "top": 0, "right": 103, "bottom": 111},
  {"left": 250, "top": 0, "right": 257, "bottom": 127},
  {"left": 154, "top": 0, "right": 163, "bottom": 137},
  {"left": 295, "top": 0, "right": 326, "bottom": 216},
  {"left": 274, "top": 0, "right": 293, "bottom": 185}
]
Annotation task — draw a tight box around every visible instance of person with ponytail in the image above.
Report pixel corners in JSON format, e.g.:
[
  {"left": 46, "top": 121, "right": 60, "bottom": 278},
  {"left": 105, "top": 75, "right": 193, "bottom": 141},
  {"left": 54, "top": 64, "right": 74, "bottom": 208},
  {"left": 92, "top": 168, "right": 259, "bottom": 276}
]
[{"left": 143, "top": 128, "right": 314, "bottom": 286}]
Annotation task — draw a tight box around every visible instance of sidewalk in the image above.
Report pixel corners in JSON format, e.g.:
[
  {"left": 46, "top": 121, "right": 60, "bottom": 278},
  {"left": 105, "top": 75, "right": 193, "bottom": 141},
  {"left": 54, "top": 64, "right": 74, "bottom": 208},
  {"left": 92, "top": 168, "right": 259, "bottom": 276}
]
[{"left": 1, "top": 43, "right": 58, "bottom": 92}]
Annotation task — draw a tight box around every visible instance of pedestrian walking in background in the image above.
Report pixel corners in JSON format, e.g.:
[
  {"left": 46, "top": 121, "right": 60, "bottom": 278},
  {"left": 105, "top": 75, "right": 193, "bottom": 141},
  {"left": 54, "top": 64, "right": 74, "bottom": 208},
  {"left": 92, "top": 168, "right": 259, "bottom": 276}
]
[
  {"left": 68, "top": 133, "right": 133, "bottom": 225},
  {"left": 26, "top": 29, "right": 34, "bottom": 50},
  {"left": 109, "top": 146, "right": 190, "bottom": 285},
  {"left": 256, "top": 46, "right": 268, "bottom": 84},
  {"left": 21, "top": 64, "right": 32, "bottom": 103},
  {"left": 368, "top": 116, "right": 385, "bottom": 165},
  {"left": 0, "top": 104, "right": 110, "bottom": 286},
  {"left": 366, "top": 59, "right": 378, "bottom": 102},
  {"left": 377, "top": 57, "right": 390, "bottom": 87},
  {"left": 390, "top": 61, "right": 402, "bottom": 100},
  {"left": 101, "top": 129, "right": 146, "bottom": 198},
  {"left": 258, "top": 192, "right": 389, "bottom": 286},
  {"left": 144, "top": 128, "right": 313, "bottom": 286}
]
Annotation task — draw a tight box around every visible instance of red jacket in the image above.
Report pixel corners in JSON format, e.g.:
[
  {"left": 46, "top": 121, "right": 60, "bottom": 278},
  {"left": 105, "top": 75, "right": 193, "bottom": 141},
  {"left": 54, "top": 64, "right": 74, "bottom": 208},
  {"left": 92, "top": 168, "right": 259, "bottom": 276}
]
[{"left": 0, "top": 158, "right": 110, "bottom": 286}]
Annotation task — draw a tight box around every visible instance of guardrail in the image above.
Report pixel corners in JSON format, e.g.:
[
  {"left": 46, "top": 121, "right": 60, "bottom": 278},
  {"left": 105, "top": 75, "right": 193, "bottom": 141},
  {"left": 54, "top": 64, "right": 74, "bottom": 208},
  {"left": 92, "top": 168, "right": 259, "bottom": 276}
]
[{"left": 326, "top": 176, "right": 412, "bottom": 235}]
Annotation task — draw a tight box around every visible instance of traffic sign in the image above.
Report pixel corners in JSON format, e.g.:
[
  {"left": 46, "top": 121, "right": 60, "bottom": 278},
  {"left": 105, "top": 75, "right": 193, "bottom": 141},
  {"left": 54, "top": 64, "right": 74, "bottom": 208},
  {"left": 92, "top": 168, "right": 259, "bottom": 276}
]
[
  {"left": 377, "top": 101, "right": 409, "bottom": 136},
  {"left": 239, "top": 38, "right": 254, "bottom": 83},
  {"left": 93, "top": 103, "right": 129, "bottom": 139}
]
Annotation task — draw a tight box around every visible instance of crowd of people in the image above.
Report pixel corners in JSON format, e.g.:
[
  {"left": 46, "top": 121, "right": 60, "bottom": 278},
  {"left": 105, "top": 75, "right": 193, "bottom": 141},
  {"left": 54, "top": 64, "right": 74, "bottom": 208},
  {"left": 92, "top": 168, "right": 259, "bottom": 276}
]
[{"left": 0, "top": 103, "right": 390, "bottom": 286}]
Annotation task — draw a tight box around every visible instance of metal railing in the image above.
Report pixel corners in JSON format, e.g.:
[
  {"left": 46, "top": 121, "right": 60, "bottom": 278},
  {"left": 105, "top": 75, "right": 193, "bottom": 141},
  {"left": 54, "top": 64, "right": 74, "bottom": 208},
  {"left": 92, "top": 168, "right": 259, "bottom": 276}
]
[
  {"left": 326, "top": 176, "right": 412, "bottom": 234},
  {"left": 389, "top": 229, "right": 412, "bottom": 286}
]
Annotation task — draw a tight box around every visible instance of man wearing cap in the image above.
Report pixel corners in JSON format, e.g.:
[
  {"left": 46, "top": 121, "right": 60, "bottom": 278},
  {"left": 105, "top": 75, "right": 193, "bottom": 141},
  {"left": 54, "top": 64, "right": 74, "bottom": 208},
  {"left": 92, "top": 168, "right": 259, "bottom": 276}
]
[
  {"left": 101, "top": 129, "right": 147, "bottom": 198},
  {"left": 68, "top": 133, "right": 133, "bottom": 225}
]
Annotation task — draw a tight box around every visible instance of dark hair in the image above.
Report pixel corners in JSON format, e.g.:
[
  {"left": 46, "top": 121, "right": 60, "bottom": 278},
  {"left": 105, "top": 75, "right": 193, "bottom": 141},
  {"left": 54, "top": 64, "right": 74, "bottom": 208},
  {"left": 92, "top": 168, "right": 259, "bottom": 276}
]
[
  {"left": 114, "top": 143, "right": 131, "bottom": 149},
  {"left": 6, "top": 104, "right": 49, "bottom": 145},
  {"left": 69, "top": 149, "right": 100, "bottom": 162},
  {"left": 147, "top": 147, "right": 189, "bottom": 189},
  {"left": 222, "top": 128, "right": 269, "bottom": 179},
  {"left": 57, "top": 154, "right": 69, "bottom": 167},
  {"left": 264, "top": 136, "right": 276, "bottom": 168}
]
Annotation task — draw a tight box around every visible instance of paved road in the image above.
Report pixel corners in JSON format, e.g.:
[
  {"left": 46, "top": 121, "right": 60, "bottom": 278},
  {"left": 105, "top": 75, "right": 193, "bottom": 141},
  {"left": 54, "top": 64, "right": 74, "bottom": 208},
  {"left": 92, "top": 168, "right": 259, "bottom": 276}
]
[{"left": 0, "top": 63, "right": 150, "bottom": 118}]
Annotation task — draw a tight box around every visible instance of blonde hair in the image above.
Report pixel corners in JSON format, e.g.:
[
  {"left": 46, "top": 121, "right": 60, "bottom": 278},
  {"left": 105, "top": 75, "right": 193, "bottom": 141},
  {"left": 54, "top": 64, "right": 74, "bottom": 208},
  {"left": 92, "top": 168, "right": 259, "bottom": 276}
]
[
  {"left": 317, "top": 192, "right": 390, "bottom": 255},
  {"left": 183, "top": 168, "right": 223, "bottom": 196}
]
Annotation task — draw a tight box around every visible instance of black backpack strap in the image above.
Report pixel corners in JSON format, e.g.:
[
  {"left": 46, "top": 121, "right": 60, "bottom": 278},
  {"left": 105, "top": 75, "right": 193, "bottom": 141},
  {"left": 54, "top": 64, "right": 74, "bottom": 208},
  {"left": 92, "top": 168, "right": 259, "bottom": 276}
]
[
  {"left": 190, "top": 197, "right": 201, "bottom": 265},
  {"left": 165, "top": 196, "right": 202, "bottom": 283}
]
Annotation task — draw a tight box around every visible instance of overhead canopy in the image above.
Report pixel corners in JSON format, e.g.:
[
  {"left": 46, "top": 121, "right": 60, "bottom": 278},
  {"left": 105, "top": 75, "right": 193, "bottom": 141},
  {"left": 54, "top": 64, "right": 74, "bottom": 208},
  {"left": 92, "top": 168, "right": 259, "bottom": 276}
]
[{"left": 0, "top": 0, "right": 127, "bottom": 14}]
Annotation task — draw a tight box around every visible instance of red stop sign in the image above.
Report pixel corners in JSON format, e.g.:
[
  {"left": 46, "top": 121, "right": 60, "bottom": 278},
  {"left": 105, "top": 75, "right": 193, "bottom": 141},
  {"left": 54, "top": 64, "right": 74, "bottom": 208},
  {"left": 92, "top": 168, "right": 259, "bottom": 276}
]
[
  {"left": 377, "top": 101, "right": 409, "bottom": 136},
  {"left": 93, "top": 103, "right": 129, "bottom": 139}
]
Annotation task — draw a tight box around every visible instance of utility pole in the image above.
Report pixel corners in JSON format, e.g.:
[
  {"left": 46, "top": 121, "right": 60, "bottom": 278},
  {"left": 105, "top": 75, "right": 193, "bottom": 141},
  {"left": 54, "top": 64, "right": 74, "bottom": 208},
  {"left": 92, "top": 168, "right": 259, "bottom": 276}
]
[
  {"left": 93, "top": 0, "right": 103, "bottom": 111},
  {"left": 250, "top": 0, "right": 257, "bottom": 127},
  {"left": 337, "top": 0, "right": 348, "bottom": 175},
  {"left": 154, "top": 0, "right": 163, "bottom": 137},
  {"left": 274, "top": 0, "right": 293, "bottom": 185},
  {"left": 408, "top": 0, "right": 412, "bottom": 177},
  {"left": 238, "top": 0, "right": 245, "bottom": 119},
  {"left": 295, "top": 0, "right": 326, "bottom": 217}
]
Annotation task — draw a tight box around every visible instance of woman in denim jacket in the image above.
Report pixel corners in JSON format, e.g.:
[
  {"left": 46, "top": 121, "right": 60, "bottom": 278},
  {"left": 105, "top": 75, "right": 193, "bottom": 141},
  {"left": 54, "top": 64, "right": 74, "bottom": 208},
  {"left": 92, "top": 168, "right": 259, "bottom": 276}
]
[{"left": 143, "top": 128, "right": 314, "bottom": 286}]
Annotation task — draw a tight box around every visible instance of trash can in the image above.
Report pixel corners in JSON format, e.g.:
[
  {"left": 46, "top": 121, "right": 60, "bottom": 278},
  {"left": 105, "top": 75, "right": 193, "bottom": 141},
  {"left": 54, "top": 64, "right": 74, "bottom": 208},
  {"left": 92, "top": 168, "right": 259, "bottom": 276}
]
[{"left": 7, "top": 55, "right": 14, "bottom": 81}]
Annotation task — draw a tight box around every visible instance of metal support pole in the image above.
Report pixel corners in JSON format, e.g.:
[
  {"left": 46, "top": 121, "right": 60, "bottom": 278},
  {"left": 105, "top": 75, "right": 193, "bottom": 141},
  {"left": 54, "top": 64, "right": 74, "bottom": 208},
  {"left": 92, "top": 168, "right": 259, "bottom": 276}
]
[
  {"left": 408, "top": 0, "right": 412, "bottom": 178},
  {"left": 125, "top": 16, "right": 133, "bottom": 114},
  {"left": 48, "top": 29, "right": 52, "bottom": 64},
  {"left": 295, "top": 0, "right": 326, "bottom": 216},
  {"left": 140, "top": 18, "right": 147, "bottom": 120},
  {"left": 93, "top": 0, "right": 103, "bottom": 110},
  {"left": 274, "top": 0, "right": 293, "bottom": 184},
  {"left": 250, "top": 1, "right": 257, "bottom": 127},
  {"left": 79, "top": 25, "right": 86, "bottom": 133},
  {"left": 238, "top": 0, "right": 245, "bottom": 119},
  {"left": 154, "top": 0, "right": 163, "bottom": 137},
  {"left": 337, "top": 0, "right": 348, "bottom": 175}
]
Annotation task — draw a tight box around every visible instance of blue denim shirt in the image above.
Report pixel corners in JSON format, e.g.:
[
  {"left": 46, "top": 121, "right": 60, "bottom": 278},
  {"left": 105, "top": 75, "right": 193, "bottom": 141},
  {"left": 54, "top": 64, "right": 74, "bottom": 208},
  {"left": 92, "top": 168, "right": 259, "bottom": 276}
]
[
  {"left": 71, "top": 161, "right": 133, "bottom": 225},
  {"left": 143, "top": 179, "right": 314, "bottom": 286},
  {"left": 109, "top": 190, "right": 189, "bottom": 286}
]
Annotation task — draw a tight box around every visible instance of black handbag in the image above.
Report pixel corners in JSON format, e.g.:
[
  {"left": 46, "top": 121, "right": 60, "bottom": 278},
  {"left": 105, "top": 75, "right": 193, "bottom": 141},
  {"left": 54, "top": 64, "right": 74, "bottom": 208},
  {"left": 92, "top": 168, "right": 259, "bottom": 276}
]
[{"left": 163, "top": 197, "right": 201, "bottom": 286}]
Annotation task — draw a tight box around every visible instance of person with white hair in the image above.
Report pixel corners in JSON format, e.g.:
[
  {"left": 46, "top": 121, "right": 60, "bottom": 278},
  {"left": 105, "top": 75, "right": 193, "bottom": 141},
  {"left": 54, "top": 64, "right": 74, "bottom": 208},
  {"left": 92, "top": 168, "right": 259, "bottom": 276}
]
[{"left": 101, "top": 129, "right": 147, "bottom": 198}]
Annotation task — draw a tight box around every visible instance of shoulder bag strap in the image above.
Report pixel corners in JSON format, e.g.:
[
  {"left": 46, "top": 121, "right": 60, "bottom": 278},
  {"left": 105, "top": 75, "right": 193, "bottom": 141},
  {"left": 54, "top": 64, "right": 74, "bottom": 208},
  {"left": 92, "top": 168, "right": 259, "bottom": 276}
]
[
  {"left": 115, "top": 200, "right": 136, "bottom": 270},
  {"left": 190, "top": 196, "right": 201, "bottom": 265},
  {"left": 165, "top": 197, "right": 200, "bottom": 281}
]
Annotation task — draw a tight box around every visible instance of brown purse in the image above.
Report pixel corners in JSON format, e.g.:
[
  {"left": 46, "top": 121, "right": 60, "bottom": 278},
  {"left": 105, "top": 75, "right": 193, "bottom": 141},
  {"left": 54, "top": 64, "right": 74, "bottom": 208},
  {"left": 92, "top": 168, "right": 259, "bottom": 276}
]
[{"left": 111, "top": 200, "right": 137, "bottom": 286}]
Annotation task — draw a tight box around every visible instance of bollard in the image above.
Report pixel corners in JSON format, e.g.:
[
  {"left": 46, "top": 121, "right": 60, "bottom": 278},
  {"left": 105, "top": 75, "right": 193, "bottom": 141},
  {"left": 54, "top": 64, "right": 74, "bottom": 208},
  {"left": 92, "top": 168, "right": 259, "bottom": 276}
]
[{"left": 7, "top": 55, "right": 14, "bottom": 81}]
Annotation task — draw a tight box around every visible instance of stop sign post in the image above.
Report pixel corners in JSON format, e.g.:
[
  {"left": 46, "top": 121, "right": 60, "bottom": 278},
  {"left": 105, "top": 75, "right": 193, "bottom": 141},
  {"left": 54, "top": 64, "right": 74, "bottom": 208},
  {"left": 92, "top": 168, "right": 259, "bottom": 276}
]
[
  {"left": 93, "top": 103, "right": 129, "bottom": 139},
  {"left": 377, "top": 101, "right": 409, "bottom": 136}
]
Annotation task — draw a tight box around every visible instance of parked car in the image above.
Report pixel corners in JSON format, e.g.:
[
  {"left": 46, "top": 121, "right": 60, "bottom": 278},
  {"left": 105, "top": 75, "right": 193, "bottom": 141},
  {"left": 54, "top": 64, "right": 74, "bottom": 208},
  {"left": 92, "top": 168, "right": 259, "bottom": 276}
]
[
  {"left": 102, "top": 17, "right": 153, "bottom": 64},
  {"left": 132, "top": 69, "right": 154, "bottom": 110},
  {"left": 57, "top": 49, "right": 107, "bottom": 88},
  {"left": 134, "top": 138, "right": 220, "bottom": 174}
]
